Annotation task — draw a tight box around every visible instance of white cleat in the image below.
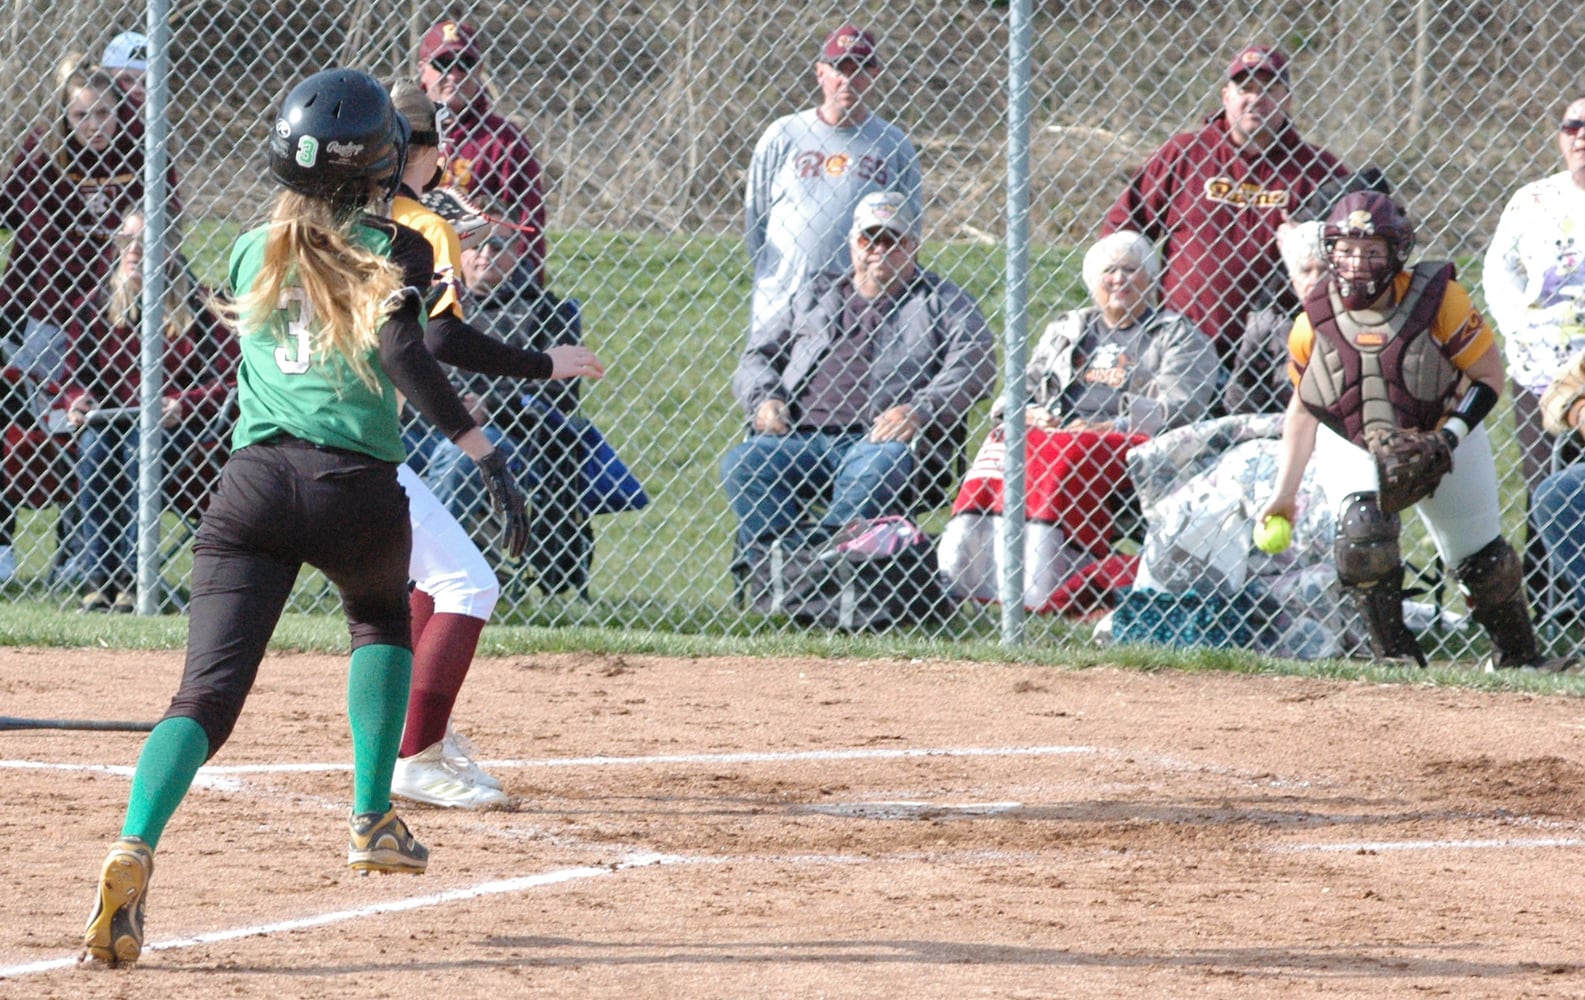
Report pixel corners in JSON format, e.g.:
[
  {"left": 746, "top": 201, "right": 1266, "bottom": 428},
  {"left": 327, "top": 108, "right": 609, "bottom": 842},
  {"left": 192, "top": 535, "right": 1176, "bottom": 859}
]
[
  {"left": 392, "top": 740, "right": 509, "bottom": 809},
  {"left": 442, "top": 722, "right": 504, "bottom": 791}
]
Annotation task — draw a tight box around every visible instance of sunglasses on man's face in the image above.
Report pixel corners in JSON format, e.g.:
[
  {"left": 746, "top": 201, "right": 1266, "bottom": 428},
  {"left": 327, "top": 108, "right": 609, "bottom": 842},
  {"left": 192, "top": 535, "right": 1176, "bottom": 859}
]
[
  {"left": 430, "top": 54, "right": 478, "bottom": 76},
  {"left": 856, "top": 228, "right": 904, "bottom": 249},
  {"left": 1560, "top": 119, "right": 1585, "bottom": 137}
]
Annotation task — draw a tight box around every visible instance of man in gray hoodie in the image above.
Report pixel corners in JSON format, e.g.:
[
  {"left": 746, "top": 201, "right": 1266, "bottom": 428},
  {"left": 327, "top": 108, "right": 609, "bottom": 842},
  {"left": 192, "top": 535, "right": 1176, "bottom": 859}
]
[{"left": 724, "top": 192, "right": 995, "bottom": 553}]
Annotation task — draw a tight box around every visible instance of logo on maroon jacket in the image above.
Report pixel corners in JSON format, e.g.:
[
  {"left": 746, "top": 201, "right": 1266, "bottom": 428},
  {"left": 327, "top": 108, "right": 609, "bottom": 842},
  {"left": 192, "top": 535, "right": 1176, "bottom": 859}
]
[{"left": 1204, "top": 176, "right": 1289, "bottom": 209}]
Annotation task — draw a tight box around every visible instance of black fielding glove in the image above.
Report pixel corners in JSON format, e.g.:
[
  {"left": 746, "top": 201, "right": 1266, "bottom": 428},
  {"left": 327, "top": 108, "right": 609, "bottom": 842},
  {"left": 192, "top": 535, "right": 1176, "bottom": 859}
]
[{"left": 476, "top": 450, "right": 530, "bottom": 559}]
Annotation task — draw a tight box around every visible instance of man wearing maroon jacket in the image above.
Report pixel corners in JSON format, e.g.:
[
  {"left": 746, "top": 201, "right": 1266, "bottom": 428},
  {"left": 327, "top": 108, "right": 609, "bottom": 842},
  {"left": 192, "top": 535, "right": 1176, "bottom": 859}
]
[
  {"left": 1103, "top": 43, "right": 1348, "bottom": 366},
  {"left": 418, "top": 20, "right": 549, "bottom": 288}
]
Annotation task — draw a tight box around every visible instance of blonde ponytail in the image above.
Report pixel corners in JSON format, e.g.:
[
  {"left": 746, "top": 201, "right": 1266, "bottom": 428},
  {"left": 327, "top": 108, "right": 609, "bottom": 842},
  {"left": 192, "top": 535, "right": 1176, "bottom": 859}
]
[{"left": 227, "top": 192, "right": 403, "bottom": 392}]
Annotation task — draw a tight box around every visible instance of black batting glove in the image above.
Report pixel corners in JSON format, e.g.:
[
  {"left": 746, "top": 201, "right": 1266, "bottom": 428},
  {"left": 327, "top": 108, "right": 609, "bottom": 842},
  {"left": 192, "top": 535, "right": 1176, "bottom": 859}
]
[{"left": 475, "top": 450, "right": 530, "bottom": 560}]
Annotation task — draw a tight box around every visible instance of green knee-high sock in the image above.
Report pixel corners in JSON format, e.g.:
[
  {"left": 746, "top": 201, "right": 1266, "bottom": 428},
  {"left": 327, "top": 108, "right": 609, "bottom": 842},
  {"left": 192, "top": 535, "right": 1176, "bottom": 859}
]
[
  {"left": 121, "top": 716, "right": 211, "bottom": 851},
  {"left": 347, "top": 643, "right": 413, "bottom": 815}
]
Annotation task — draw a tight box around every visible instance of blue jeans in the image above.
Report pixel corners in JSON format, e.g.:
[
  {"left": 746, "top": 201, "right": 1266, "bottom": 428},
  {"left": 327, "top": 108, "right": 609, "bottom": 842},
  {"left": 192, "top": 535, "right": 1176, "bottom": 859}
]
[
  {"left": 75, "top": 421, "right": 195, "bottom": 591},
  {"left": 720, "top": 431, "right": 914, "bottom": 550},
  {"left": 410, "top": 424, "right": 520, "bottom": 521},
  {"left": 406, "top": 421, "right": 593, "bottom": 595},
  {"left": 1534, "top": 462, "right": 1585, "bottom": 609}
]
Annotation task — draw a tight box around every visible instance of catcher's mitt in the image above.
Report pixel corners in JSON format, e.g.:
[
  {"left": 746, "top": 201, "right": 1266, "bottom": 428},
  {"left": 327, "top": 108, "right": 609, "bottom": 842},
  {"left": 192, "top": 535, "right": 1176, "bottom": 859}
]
[
  {"left": 419, "top": 186, "right": 491, "bottom": 250},
  {"left": 1365, "top": 426, "right": 1453, "bottom": 514}
]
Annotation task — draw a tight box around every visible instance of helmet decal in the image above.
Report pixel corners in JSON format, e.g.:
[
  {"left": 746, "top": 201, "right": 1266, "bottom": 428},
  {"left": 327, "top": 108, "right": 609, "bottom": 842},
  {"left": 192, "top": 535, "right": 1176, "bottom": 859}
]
[
  {"left": 325, "top": 140, "right": 366, "bottom": 163},
  {"left": 267, "top": 69, "right": 408, "bottom": 206},
  {"left": 1323, "top": 191, "right": 1415, "bottom": 310}
]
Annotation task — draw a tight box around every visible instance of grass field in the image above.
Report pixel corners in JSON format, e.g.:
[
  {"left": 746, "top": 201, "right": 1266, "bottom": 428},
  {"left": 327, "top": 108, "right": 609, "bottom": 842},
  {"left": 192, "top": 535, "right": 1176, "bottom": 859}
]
[
  {"left": 0, "top": 223, "right": 1552, "bottom": 664},
  {"left": 4, "top": 224, "right": 1095, "bottom": 637}
]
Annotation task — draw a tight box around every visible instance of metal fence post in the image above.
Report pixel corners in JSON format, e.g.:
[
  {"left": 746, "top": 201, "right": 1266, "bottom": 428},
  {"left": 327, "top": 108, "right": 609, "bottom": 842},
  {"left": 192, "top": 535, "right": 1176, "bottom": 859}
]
[
  {"left": 1000, "top": 0, "right": 1032, "bottom": 647},
  {"left": 136, "top": 0, "right": 171, "bottom": 615}
]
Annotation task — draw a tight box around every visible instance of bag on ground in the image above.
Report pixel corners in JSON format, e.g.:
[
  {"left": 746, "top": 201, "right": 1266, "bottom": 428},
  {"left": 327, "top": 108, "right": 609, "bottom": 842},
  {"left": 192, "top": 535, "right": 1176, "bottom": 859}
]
[{"left": 746, "top": 516, "right": 955, "bottom": 631}]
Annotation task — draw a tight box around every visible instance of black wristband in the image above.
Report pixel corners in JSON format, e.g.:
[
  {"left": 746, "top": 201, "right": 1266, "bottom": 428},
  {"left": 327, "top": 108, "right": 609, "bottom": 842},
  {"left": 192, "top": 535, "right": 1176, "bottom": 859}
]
[
  {"left": 1444, "top": 382, "right": 1499, "bottom": 442},
  {"left": 477, "top": 450, "right": 509, "bottom": 476}
]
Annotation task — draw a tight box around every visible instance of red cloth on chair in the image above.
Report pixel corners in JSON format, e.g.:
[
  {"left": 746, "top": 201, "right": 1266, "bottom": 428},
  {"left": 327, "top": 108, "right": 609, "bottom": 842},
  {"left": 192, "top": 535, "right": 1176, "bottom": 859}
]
[
  {"left": 950, "top": 427, "right": 1146, "bottom": 558},
  {"left": 3, "top": 423, "right": 73, "bottom": 508},
  {"left": 1040, "top": 552, "right": 1140, "bottom": 616}
]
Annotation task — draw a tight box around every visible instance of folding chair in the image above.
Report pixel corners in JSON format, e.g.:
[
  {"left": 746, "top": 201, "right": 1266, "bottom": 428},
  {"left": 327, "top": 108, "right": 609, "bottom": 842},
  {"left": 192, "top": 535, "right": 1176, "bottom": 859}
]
[{"left": 728, "top": 419, "right": 969, "bottom": 610}]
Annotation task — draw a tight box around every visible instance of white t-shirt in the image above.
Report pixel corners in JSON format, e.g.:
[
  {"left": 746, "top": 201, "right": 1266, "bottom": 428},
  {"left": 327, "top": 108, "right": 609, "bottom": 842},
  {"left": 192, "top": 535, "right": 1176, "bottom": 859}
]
[
  {"left": 1483, "top": 171, "right": 1585, "bottom": 396},
  {"left": 744, "top": 108, "right": 923, "bottom": 332}
]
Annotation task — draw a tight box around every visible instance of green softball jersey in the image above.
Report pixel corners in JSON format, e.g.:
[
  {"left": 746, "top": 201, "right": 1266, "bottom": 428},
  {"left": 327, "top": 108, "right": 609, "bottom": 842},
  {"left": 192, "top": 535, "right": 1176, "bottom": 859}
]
[{"left": 227, "top": 220, "right": 406, "bottom": 462}]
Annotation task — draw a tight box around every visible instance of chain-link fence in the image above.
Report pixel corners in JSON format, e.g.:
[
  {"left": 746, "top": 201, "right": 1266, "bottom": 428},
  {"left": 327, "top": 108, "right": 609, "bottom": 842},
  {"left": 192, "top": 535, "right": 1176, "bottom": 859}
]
[{"left": 0, "top": 1, "right": 1579, "bottom": 665}]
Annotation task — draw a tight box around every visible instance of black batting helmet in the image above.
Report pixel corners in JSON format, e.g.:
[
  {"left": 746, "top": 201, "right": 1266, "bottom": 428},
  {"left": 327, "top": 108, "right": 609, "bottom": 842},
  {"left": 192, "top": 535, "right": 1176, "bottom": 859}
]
[{"left": 267, "top": 69, "right": 409, "bottom": 206}]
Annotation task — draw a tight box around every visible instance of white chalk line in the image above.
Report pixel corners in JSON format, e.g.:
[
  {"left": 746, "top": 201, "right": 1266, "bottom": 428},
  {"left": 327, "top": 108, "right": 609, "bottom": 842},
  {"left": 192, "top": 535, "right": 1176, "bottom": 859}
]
[
  {"left": 0, "top": 856, "right": 664, "bottom": 980},
  {"left": 8, "top": 744, "right": 1583, "bottom": 850},
  {"left": 0, "top": 848, "right": 908, "bottom": 981},
  {"left": 0, "top": 743, "right": 1100, "bottom": 776},
  {"left": 0, "top": 744, "right": 1095, "bottom": 981},
  {"left": 1273, "top": 836, "right": 1585, "bottom": 853},
  {"left": 10, "top": 830, "right": 1585, "bottom": 981},
  {"left": 9, "top": 741, "right": 1583, "bottom": 847},
  {"left": 6, "top": 742, "right": 1584, "bottom": 980}
]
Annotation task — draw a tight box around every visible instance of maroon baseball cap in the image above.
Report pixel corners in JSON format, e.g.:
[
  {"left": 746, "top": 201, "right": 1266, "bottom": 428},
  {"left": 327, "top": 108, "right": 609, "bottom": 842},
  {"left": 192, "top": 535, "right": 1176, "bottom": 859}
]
[
  {"left": 818, "top": 25, "right": 879, "bottom": 67},
  {"left": 419, "top": 20, "right": 482, "bottom": 63},
  {"left": 1227, "top": 44, "right": 1289, "bottom": 85}
]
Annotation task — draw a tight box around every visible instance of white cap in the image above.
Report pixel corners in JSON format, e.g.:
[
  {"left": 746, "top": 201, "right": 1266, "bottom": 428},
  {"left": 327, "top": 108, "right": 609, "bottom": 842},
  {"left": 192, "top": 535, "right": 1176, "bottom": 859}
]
[
  {"left": 102, "top": 31, "right": 149, "bottom": 72},
  {"left": 849, "top": 190, "right": 920, "bottom": 240}
]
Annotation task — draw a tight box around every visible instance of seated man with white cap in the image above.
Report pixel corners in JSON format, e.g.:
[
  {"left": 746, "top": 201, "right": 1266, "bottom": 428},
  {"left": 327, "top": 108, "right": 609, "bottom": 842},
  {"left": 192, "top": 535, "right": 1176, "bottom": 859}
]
[{"left": 722, "top": 190, "right": 996, "bottom": 557}]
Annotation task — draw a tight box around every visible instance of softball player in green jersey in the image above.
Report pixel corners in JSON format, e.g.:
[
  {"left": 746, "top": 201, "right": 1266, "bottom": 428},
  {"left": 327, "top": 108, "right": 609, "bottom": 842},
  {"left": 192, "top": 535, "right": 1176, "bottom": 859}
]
[{"left": 81, "top": 68, "right": 527, "bottom": 969}]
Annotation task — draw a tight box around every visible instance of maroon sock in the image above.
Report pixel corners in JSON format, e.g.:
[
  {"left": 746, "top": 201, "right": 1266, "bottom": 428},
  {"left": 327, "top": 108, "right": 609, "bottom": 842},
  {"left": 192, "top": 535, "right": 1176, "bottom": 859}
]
[
  {"left": 399, "top": 610, "right": 485, "bottom": 757},
  {"left": 409, "top": 587, "right": 436, "bottom": 646}
]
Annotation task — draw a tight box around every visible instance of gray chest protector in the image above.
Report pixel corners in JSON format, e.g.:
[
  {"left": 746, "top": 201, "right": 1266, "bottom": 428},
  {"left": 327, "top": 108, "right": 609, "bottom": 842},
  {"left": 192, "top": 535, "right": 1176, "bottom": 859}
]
[{"left": 1296, "top": 262, "right": 1461, "bottom": 444}]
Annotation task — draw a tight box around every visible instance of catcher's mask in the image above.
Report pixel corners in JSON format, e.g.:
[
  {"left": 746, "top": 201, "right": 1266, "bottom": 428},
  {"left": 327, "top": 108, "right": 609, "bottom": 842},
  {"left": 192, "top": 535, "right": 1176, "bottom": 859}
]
[{"left": 1323, "top": 191, "right": 1414, "bottom": 310}]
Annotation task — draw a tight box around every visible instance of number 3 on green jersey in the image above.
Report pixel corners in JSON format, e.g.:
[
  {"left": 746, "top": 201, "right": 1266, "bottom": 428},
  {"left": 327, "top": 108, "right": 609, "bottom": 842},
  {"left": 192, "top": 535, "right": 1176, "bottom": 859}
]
[{"left": 274, "top": 287, "right": 314, "bottom": 375}]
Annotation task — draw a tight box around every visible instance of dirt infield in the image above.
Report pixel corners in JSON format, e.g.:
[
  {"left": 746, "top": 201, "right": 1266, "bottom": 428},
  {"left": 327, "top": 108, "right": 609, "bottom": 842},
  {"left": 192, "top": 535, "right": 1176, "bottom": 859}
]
[{"left": 4, "top": 646, "right": 1585, "bottom": 998}]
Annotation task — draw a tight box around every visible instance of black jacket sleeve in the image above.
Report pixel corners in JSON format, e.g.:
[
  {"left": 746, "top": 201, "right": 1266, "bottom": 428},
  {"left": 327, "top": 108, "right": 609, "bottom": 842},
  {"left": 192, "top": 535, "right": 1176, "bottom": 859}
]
[
  {"left": 378, "top": 222, "right": 476, "bottom": 442},
  {"left": 379, "top": 299, "right": 476, "bottom": 442},
  {"left": 387, "top": 218, "right": 436, "bottom": 291},
  {"left": 424, "top": 312, "right": 554, "bottom": 381}
]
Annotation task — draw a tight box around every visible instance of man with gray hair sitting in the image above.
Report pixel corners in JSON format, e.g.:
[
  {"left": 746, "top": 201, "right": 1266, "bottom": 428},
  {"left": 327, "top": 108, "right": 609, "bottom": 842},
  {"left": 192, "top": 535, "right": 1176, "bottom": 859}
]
[{"left": 722, "top": 190, "right": 996, "bottom": 561}]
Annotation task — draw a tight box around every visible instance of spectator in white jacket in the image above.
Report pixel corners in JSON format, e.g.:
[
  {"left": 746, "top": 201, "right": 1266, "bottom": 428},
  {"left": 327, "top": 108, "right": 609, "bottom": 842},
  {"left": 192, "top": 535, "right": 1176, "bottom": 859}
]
[{"left": 1482, "top": 95, "right": 1585, "bottom": 607}]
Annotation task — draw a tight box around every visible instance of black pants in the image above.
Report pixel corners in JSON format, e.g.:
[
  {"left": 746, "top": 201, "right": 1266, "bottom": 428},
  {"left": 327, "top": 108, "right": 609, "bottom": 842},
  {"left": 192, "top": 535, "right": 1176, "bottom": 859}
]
[{"left": 164, "top": 441, "right": 413, "bottom": 753}]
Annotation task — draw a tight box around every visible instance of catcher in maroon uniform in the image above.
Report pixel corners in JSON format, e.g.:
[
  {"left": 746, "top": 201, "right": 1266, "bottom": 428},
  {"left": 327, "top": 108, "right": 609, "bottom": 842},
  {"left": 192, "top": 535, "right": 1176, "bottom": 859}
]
[{"left": 1262, "top": 192, "right": 1563, "bottom": 670}]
